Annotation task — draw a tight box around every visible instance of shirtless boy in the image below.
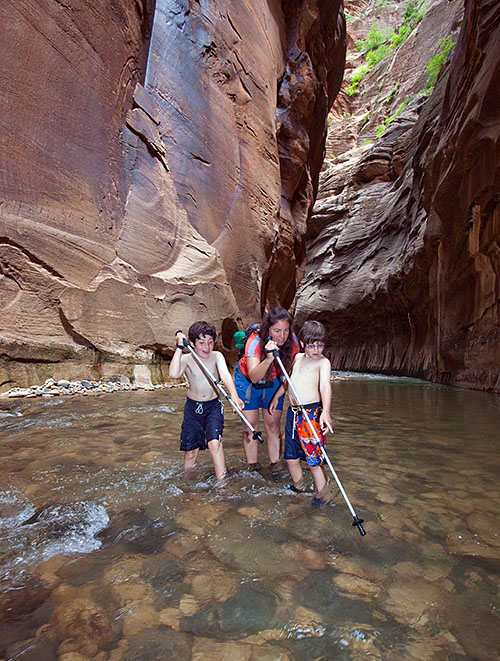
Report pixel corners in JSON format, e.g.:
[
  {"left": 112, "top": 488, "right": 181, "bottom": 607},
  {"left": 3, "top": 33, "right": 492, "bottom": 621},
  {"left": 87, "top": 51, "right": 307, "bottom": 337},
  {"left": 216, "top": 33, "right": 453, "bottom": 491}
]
[
  {"left": 270, "top": 320, "right": 334, "bottom": 505},
  {"left": 169, "top": 321, "right": 243, "bottom": 482}
]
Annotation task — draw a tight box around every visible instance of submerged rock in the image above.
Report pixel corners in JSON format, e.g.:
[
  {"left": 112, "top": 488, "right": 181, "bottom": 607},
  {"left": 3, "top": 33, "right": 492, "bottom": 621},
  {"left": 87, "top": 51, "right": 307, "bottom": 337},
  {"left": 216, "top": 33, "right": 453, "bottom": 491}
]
[
  {"left": 217, "top": 585, "right": 278, "bottom": 636},
  {"left": 97, "top": 509, "right": 176, "bottom": 554},
  {"left": 122, "top": 626, "right": 192, "bottom": 660},
  {"left": 49, "top": 585, "right": 118, "bottom": 656}
]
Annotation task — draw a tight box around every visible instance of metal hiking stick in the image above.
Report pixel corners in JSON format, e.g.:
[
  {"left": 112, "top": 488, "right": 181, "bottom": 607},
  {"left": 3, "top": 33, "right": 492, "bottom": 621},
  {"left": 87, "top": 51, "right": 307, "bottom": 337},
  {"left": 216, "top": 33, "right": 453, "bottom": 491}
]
[
  {"left": 179, "top": 335, "right": 264, "bottom": 444},
  {"left": 272, "top": 348, "right": 366, "bottom": 536}
]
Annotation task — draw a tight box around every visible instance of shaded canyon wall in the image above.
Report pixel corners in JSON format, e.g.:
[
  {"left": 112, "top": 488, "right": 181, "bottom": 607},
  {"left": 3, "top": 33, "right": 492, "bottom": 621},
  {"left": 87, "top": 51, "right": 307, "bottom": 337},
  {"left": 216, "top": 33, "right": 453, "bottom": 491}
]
[
  {"left": 0, "top": 0, "right": 345, "bottom": 390},
  {"left": 295, "top": 0, "right": 500, "bottom": 392}
]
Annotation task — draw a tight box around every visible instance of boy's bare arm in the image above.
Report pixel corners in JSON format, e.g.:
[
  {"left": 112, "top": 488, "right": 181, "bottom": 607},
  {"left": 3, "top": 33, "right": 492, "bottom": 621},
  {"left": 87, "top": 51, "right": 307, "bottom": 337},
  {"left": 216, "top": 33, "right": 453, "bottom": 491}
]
[
  {"left": 319, "top": 358, "right": 332, "bottom": 408},
  {"left": 169, "top": 332, "right": 188, "bottom": 380},
  {"left": 319, "top": 357, "right": 334, "bottom": 433}
]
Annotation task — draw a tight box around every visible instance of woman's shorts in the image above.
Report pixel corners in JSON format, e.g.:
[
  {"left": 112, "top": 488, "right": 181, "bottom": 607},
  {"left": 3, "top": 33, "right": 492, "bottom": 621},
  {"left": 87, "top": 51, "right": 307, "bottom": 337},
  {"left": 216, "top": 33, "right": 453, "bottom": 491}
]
[{"left": 234, "top": 366, "right": 284, "bottom": 411}]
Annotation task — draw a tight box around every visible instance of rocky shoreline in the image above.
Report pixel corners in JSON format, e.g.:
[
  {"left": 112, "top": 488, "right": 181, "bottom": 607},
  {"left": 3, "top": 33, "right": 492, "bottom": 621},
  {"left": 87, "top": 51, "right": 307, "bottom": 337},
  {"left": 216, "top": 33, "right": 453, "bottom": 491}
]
[{"left": 1, "top": 377, "right": 187, "bottom": 400}]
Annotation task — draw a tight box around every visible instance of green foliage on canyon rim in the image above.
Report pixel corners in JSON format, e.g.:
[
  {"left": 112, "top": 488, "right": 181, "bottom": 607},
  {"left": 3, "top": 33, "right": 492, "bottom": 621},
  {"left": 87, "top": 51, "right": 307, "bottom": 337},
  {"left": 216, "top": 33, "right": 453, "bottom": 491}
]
[{"left": 347, "top": 0, "right": 426, "bottom": 96}]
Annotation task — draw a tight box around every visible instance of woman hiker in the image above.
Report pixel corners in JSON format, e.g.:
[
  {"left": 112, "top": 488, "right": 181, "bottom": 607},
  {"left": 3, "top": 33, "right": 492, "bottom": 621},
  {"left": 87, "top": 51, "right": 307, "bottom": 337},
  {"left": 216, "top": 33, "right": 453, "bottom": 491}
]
[{"left": 234, "top": 307, "right": 299, "bottom": 477}]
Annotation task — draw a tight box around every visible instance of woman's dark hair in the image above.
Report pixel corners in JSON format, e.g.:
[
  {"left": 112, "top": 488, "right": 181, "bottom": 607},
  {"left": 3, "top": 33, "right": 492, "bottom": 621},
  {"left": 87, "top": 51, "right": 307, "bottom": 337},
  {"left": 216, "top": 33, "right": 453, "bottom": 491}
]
[
  {"left": 188, "top": 321, "right": 217, "bottom": 344},
  {"left": 299, "top": 320, "right": 325, "bottom": 347},
  {"left": 259, "top": 307, "right": 294, "bottom": 376}
]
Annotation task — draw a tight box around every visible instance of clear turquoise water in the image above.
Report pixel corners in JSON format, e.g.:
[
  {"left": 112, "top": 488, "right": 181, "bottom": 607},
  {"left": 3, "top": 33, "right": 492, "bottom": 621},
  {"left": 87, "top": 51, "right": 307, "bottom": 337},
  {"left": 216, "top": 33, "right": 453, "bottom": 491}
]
[{"left": 1, "top": 374, "right": 499, "bottom": 659}]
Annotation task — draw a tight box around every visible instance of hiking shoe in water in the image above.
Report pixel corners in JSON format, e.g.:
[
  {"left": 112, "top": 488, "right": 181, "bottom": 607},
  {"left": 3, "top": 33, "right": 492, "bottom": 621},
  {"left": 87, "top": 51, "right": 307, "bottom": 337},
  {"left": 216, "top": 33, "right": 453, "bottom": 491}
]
[
  {"left": 289, "top": 478, "right": 306, "bottom": 493},
  {"left": 270, "top": 460, "right": 284, "bottom": 482},
  {"left": 181, "top": 466, "right": 198, "bottom": 483},
  {"left": 269, "top": 459, "right": 284, "bottom": 471},
  {"left": 312, "top": 480, "right": 340, "bottom": 506},
  {"left": 215, "top": 471, "right": 229, "bottom": 496},
  {"left": 247, "top": 462, "right": 261, "bottom": 472}
]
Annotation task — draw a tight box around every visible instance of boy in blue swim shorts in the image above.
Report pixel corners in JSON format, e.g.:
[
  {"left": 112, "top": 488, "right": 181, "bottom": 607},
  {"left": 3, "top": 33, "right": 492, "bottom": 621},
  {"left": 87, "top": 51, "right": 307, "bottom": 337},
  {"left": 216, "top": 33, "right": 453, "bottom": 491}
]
[
  {"left": 270, "top": 321, "right": 335, "bottom": 505},
  {"left": 169, "top": 321, "right": 244, "bottom": 484}
]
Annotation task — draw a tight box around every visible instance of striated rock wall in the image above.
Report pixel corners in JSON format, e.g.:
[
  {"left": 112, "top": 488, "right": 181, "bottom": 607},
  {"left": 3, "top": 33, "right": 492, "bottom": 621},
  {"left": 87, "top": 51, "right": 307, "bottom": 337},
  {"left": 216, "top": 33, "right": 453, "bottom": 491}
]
[
  {"left": 0, "top": 0, "right": 345, "bottom": 390},
  {"left": 0, "top": 0, "right": 157, "bottom": 387},
  {"left": 295, "top": 0, "right": 500, "bottom": 392},
  {"left": 417, "top": 0, "right": 500, "bottom": 390}
]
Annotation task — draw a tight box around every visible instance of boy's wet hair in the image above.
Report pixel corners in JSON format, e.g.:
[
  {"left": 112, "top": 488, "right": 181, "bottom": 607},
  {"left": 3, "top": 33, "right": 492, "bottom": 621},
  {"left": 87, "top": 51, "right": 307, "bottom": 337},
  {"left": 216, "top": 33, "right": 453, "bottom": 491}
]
[
  {"left": 299, "top": 320, "right": 326, "bottom": 346},
  {"left": 188, "top": 321, "right": 217, "bottom": 344}
]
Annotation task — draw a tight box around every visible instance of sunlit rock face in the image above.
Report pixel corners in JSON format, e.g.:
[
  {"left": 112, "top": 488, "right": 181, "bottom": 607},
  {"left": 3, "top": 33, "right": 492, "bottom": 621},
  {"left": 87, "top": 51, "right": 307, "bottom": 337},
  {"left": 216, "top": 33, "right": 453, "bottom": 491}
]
[
  {"left": 0, "top": 0, "right": 345, "bottom": 389},
  {"left": 295, "top": 0, "right": 500, "bottom": 392}
]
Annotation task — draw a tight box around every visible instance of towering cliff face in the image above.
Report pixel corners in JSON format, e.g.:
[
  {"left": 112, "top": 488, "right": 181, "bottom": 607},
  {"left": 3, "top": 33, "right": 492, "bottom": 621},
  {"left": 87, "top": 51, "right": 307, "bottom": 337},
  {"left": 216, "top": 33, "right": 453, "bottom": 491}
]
[
  {"left": 295, "top": 0, "right": 500, "bottom": 392},
  {"left": 418, "top": 0, "right": 500, "bottom": 390},
  {"left": 0, "top": 0, "right": 345, "bottom": 389}
]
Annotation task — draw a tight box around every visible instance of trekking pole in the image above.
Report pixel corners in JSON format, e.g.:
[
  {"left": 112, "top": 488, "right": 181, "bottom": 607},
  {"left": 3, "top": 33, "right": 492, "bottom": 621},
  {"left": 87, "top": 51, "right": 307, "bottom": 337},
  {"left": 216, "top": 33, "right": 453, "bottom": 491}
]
[
  {"left": 272, "top": 348, "right": 366, "bottom": 536},
  {"left": 178, "top": 334, "right": 264, "bottom": 444}
]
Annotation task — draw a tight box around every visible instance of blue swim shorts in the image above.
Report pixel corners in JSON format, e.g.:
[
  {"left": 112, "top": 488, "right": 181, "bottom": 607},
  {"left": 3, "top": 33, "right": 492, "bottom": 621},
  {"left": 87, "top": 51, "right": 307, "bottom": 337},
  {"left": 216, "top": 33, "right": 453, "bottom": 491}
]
[
  {"left": 234, "top": 366, "right": 284, "bottom": 411},
  {"left": 180, "top": 397, "right": 224, "bottom": 451},
  {"left": 284, "top": 403, "right": 325, "bottom": 466}
]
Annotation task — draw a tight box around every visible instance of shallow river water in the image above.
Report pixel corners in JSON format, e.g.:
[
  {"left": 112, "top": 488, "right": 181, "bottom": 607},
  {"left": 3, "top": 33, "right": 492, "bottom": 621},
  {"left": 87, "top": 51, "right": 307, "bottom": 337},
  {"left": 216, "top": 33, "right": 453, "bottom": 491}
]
[{"left": 1, "top": 374, "right": 499, "bottom": 660}]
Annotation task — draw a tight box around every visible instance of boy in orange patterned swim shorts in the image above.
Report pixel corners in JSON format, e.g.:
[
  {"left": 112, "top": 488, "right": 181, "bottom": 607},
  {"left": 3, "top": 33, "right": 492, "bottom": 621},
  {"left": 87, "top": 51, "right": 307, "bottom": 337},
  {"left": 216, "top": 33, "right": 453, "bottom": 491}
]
[{"left": 270, "top": 320, "right": 334, "bottom": 505}]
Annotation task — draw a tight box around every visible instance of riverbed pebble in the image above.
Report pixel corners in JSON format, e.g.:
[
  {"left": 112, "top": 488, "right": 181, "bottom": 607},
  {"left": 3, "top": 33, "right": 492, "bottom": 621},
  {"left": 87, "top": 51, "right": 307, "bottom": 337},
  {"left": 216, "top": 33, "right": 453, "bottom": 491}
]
[
  {"left": 191, "top": 637, "right": 293, "bottom": 659},
  {"left": 333, "top": 573, "right": 381, "bottom": 599},
  {"left": 2, "top": 377, "right": 186, "bottom": 399}
]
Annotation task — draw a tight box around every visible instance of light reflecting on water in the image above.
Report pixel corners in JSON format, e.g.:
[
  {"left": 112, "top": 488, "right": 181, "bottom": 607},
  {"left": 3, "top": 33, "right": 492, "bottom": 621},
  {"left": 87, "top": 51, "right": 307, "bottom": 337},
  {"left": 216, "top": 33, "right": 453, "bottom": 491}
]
[{"left": 1, "top": 375, "right": 499, "bottom": 659}]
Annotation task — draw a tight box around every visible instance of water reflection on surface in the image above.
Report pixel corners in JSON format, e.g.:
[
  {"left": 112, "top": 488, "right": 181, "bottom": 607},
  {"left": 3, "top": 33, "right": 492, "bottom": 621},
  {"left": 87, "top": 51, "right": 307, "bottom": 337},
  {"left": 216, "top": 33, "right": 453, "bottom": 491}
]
[{"left": 1, "top": 374, "right": 499, "bottom": 659}]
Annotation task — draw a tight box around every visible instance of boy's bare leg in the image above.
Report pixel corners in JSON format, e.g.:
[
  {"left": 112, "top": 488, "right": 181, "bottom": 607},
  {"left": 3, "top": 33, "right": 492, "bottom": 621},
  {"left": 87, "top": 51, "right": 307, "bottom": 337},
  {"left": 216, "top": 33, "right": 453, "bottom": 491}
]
[
  {"left": 241, "top": 410, "right": 260, "bottom": 464},
  {"left": 184, "top": 449, "right": 199, "bottom": 472},
  {"left": 207, "top": 439, "right": 227, "bottom": 480},
  {"left": 310, "top": 464, "right": 327, "bottom": 496},
  {"left": 262, "top": 408, "right": 282, "bottom": 465},
  {"left": 286, "top": 458, "right": 304, "bottom": 487}
]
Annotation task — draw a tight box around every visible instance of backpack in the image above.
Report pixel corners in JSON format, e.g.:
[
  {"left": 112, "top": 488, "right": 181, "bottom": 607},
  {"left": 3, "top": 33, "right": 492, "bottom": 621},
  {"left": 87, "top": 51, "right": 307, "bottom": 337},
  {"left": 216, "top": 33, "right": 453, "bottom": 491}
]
[{"left": 233, "top": 323, "right": 260, "bottom": 359}]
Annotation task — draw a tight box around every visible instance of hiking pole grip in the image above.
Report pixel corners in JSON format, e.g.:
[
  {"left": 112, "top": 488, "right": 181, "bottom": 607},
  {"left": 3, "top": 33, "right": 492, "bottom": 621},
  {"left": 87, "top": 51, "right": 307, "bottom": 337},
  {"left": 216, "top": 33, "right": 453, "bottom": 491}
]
[
  {"left": 353, "top": 516, "right": 366, "bottom": 536},
  {"left": 216, "top": 377, "right": 264, "bottom": 445},
  {"left": 253, "top": 430, "right": 265, "bottom": 443},
  {"left": 175, "top": 331, "right": 188, "bottom": 348}
]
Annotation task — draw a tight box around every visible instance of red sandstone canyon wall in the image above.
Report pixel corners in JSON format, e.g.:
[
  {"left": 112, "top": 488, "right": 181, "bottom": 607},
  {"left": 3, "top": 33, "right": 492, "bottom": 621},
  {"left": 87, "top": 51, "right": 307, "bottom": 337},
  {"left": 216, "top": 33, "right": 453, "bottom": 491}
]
[
  {"left": 295, "top": 0, "right": 500, "bottom": 392},
  {"left": 0, "top": 0, "right": 345, "bottom": 389}
]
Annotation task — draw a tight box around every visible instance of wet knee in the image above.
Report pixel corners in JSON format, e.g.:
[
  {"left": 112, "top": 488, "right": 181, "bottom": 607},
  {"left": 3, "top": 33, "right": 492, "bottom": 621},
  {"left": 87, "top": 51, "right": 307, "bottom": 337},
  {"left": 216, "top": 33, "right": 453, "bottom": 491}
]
[
  {"left": 265, "top": 420, "right": 281, "bottom": 438},
  {"left": 184, "top": 451, "right": 198, "bottom": 468},
  {"left": 208, "top": 440, "right": 223, "bottom": 455}
]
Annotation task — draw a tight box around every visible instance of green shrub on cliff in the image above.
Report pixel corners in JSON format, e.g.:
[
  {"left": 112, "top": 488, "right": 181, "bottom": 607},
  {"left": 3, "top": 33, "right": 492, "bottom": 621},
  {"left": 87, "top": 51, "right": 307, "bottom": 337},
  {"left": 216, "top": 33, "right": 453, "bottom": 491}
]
[
  {"left": 391, "top": 1, "right": 426, "bottom": 47},
  {"left": 366, "top": 42, "right": 393, "bottom": 67},
  {"left": 347, "top": 2, "right": 426, "bottom": 96},
  {"left": 425, "top": 36, "right": 455, "bottom": 91},
  {"left": 348, "top": 22, "right": 391, "bottom": 95},
  {"left": 375, "top": 100, "right": 409, "bottom": 138},
  {"left": 347, "top": 64, "right": 371, "bottom": 96},
  {"left": 355, "top": 22, "right": 389, "bottom": 52}
]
